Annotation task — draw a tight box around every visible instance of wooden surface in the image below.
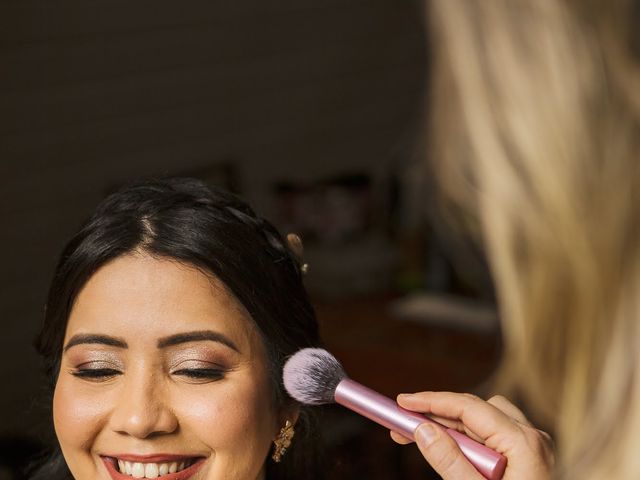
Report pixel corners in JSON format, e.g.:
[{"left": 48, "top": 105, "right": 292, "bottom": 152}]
[
  {"left": 316, "top": 293, "right": 501, "bottom": 396},
  {"left": 313, "top": 293, "right": 502, "bottom": 479}
]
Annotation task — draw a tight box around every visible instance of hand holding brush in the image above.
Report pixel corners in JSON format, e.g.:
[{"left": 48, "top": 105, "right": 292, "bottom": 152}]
[
  {"left": 391, "top": 391, "right": 554, "bottom": 480},
  {"left": 284, "top": 348, "right": 552, "bottom": 480}
]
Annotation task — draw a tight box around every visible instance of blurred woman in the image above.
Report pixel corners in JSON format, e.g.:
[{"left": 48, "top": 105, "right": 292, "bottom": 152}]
[{"left": 394, "top": 1, "right": 640, "bottom": 479}]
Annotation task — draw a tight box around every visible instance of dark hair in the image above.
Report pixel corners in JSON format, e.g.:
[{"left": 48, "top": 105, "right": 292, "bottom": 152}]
[{"left": 31, "top": 177, "right": 323, "bottom": 480}]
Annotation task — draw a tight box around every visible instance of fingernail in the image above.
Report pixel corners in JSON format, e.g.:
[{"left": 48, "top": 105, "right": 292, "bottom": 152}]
[
  {"left": 397, "top": 393, "right": 411, "bottom": 399},
  {"left": 416, "top": 423, "right": 439, "bottom": 446}
]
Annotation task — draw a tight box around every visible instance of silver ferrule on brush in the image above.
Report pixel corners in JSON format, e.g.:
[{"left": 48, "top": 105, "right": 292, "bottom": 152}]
[{"left": 334, "top": 378, "right": 507, "bottom": 480}]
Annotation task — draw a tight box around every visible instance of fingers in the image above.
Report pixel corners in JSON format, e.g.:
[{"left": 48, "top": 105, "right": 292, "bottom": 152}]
[
  {"left": 414, "top": 422, "right": 485, "bottom": 480},
  {"left": 389, "top": 430, "right": 413, "bottom": 445},
  {"left": 422, "top": 413, "right": 463, "bottom": 432},
  {"left": 487, "top": 395, "right": 532, "bottom": 426},
  {"left": 394, "top": 391, "right": 555, "bottom": 479},
  {"left": 397, "top": 391, "right": 522, "bottom": 444}
]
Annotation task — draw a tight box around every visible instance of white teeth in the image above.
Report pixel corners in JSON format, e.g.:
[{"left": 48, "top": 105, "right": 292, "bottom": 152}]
[
  {"left": 131, "top": 462, "right": 145, "bottom": 478},
  {"left": 145, "top": 463, "right": 159, "bottom": 478},
  {"left": 117, "top": 459, "right": 193, "bottom": 478}
]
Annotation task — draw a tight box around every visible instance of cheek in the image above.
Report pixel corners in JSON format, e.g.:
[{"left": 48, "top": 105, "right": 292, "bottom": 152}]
[
  {"left": 177, "top": 375, "right": 277, "bottom": 454},
  {"left": 53, "top": 376, "right": 108, "bottom": 455}
]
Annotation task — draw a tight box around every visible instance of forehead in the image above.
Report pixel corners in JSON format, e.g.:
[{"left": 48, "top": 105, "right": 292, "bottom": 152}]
[{"left": 65, "top": 253, "right": 258, "bottom": 350}]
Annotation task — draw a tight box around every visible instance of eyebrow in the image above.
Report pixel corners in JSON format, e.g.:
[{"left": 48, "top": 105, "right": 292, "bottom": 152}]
[
  {"left": 63, "top": 330, "right": 239, "bottom": 353},
  {"left": 157, "top": 330, "right": 239, "bottom": 352},
  {"left": 63, "top": 334, "right": 127, "bottom": 352}
]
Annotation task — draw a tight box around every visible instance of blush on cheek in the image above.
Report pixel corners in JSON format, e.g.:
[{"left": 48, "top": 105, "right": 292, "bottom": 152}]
[
  {"left": 53, "top": 379, "right": 108, "bottom": 457},
  {"left": 181, "top": 391, "right": 261, "bottom": 440},
  {"left": 177, "top": 379, "right": 277, "bottom": 455}
]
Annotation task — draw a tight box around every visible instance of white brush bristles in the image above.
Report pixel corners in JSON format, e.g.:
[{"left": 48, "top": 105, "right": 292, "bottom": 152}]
[{"left": 283, "top": 348, "right": 347, "bottom": 405}]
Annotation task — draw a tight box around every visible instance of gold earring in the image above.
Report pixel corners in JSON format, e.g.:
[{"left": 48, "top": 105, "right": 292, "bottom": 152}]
[{"left": 271, "top": 420, "right": 295, "bottom": 462}]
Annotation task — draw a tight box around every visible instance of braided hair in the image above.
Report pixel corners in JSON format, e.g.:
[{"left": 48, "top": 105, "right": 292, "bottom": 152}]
[{"left": 31, "top": 177, "right": 323, "bottom": 480}]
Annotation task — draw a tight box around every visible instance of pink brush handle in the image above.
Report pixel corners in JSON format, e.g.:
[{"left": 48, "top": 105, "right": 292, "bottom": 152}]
[{"left": 335, "top": 378, "right": 507, "bottom": 480}]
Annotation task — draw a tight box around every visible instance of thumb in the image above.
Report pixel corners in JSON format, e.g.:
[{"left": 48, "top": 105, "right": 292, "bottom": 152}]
[{"left": 415, "top": 423, "right": 485, "bottom": 480}]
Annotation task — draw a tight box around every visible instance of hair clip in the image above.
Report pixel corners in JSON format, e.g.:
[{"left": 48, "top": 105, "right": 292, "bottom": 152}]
[{"left": 286, "top": 233, "right": 309, "bottom": 275}]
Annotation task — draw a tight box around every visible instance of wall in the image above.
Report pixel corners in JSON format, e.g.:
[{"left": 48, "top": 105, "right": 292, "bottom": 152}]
[{"left": 0, "top": 0, "right": 426, "bottom": 436}]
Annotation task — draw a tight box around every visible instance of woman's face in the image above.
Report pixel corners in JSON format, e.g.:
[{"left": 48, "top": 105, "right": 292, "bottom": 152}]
[{"left": 54, "top": 253, "right": 285, "bottom": 480}]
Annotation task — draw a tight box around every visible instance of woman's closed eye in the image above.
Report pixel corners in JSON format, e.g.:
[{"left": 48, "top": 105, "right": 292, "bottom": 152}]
[
  {"left": 68, "top": 357, "right": 229, "bottom": 383},
  {"left": 174, "top": 368, "right": 226, "bottom": 380},
  {"left": 71, "top": 362, "right": 122, "bottom": 381},
  {"left": 171, "top": 360, "right": 228, "bottom": 383}
]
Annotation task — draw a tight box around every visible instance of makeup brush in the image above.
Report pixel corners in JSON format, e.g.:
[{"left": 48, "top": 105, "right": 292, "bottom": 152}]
[{"left": 283, "top": 348, "right": 507, "bottom": 480}]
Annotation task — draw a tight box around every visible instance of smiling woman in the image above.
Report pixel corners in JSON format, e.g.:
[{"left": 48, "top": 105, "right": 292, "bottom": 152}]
[{"left": 31, "top": 178, "right": 322, "bottom": 480}]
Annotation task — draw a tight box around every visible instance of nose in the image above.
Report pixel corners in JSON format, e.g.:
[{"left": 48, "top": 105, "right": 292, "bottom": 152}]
[{"left": 109, "top": 370, "right": 178, "bottom": 439}]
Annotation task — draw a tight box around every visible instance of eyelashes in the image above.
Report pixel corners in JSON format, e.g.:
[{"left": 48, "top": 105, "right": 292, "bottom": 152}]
[
  {"left": 71, "top": 366, "right": 227, "bottom": 382},
  {"left": 72, "top": 368, "right": 121, "bottom": 380},
  {"left": 173, "top": 368, "right": 226, "bottom": 381}
]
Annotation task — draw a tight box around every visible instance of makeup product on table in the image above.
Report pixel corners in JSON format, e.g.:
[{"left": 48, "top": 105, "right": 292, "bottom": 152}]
[{"left": 283, "top": 348, "right": 506, "bottom": 480}]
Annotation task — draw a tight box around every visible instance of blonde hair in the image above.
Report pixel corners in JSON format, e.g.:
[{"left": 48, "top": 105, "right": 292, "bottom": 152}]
[{"left": 427, "top": 0, "right": 640, "bottom": 477}]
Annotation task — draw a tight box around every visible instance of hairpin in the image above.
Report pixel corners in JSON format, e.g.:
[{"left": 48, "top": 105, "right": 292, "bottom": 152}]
[{"left": 286, "top": 233, "right": 309, "bottom": 275}]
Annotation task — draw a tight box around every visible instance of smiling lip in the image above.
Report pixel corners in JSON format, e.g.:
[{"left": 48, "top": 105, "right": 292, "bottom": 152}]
[
  {"left": 101, "top": 455, "right": 206, "bottom": 480},
  {"left": 107, "top": 454, "right": 198, "bottom": 463}
]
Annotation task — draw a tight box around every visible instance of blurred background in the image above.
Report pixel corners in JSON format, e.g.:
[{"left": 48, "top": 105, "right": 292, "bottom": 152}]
[{"left": 0, "top": 1, "right": 501, "bottom": 478}]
